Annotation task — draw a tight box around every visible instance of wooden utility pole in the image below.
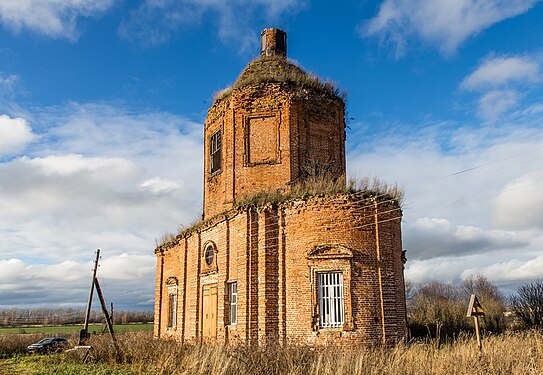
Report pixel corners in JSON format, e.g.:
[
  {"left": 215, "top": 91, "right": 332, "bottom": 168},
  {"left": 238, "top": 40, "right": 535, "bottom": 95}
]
[
  {"left": 78, "top": 249, "right": 116, "bottom": 346},
  {"left": 79, "top": 249, "right": 100, "bottom": 345},
  {"left": 94, "top": 277, "right": 115, "bottom": 341}
]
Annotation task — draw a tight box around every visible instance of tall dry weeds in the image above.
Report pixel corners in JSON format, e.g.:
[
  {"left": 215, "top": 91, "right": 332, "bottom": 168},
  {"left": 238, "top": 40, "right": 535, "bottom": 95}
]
[{"left": 36, "top": 330, "right": 541, "bottom": 374}]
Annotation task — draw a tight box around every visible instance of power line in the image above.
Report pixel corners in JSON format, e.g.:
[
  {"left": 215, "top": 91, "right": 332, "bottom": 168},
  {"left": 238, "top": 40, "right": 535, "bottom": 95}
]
[{"left": 445, "top": 146, "right": 543, "bottom": 177}]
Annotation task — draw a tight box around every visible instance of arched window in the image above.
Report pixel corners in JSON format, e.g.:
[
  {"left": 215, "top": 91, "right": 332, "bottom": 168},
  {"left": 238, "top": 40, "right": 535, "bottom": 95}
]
[{"left": 204, "top": 244, "right": 215, "bottom": 265}]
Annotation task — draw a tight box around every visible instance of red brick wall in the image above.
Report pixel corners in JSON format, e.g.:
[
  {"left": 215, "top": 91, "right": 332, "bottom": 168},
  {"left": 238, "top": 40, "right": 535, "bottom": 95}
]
[
  {"left": 290, "top": 99, "right": 345, "bottom": 182},
  {"left": 154, "top": 194, "right": 407, "bottom": 345},
  {"left": 202, "top": 84, "right": 346, "bottom": 220}
]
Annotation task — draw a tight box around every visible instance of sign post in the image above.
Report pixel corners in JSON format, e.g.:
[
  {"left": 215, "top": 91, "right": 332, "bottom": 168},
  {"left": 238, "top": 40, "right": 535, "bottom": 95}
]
[{"left": 466, "top": 294, "right": 485, "bottom": 350}]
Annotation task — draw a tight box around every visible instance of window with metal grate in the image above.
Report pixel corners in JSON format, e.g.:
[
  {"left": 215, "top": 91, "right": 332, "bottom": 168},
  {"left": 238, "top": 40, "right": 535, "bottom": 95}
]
[{"left": 318, "top": 272, "right": 344, "bottom": 328}]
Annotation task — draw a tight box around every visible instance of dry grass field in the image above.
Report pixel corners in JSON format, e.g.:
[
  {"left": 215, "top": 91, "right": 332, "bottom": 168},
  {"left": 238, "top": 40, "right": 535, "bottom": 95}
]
[{"left": 1, "top": 330, "right": 542, "bottom": 374}]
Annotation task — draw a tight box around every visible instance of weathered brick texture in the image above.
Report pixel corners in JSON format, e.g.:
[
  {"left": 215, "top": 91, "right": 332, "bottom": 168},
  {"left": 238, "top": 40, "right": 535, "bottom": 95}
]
[
  {"left": 154, "top": 28, "right": 407, "bottom": 345},
  {"left": 203, "top": 63, "right": 345, "bottom": 220},
  {"left": 155, "top": 195, "right": 407, "bottom": 345}
]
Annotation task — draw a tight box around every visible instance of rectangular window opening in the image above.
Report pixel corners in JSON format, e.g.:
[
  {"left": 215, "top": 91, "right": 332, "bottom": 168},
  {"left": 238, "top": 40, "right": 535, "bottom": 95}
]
[
  {"left": 210, "top": 130, "right": 222, "bottom": 174},
  {"left": 318, "top": 272, "right": 344, "bottom": 328},
  {"left": 227, "top": 281, "right": 237, "bottom": 325},
  {"left": 167, "top": 293, "right": 177, "bottom": 328}
]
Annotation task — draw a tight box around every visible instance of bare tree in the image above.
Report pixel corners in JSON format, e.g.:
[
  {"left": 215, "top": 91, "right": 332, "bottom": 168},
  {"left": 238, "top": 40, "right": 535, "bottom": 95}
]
[
  {"left": 510, "top": 280, "right": 543, "bottom": 329},
  {"left": 408, "top": 281, "right": 467, "bottom": 340},
  {"left": 407, "top": 276, "right": 507, "bottom": 340}
]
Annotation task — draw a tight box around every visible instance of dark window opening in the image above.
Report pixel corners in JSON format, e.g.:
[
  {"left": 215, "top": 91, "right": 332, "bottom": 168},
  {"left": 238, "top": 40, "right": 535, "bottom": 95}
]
[
  {"left": 210, "top": 130, "right": 222, "bottom": 174},
  {"left": 205, "top": 245, "right": 215, "bottom": 265},
  {"left": 167, "top": 293, "right": 177, "bottom": 328},
  {"left": 275, "top": 32, "right": 286, "bottom": 54}
]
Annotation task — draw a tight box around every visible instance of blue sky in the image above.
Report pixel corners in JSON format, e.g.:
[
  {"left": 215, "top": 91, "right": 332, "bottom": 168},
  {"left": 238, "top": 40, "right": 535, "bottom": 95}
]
[{"left": 0, "top": 0, "right": 542, "bottom": 310}]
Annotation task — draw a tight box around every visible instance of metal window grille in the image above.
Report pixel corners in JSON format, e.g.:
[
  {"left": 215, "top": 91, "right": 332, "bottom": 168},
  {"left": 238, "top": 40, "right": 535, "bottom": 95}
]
[
  {"left": 318, "top": 272, "right": 344, "bottom": 328},
  {"left": 210, "top": 130, "right": 222, "bottom": 174},
  {"left": 229, "top": 282, "right": 237, "bottom": 325},
  {"left": 167, "top": 293, "right": 177, "bottom": 328}
]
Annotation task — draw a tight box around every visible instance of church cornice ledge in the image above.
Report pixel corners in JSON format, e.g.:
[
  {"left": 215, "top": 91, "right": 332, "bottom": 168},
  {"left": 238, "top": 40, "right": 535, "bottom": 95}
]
[
  {"left": 234, "top": 190, "right": 401, "bottom": 211},
  {"left": 154, "top": 206, "right": 246, "bottom": 254},
  {"left": 154, "top": 190, "right": 402, "bottom": 254}
]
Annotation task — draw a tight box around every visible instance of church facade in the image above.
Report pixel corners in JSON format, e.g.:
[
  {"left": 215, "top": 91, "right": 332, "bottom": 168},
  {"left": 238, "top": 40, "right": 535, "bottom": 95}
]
[{"left": 154, "top": 28, "right": 407, "bottom": 345}]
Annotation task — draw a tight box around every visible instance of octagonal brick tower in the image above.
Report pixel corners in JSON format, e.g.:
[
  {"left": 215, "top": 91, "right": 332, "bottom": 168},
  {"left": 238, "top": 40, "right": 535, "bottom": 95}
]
[{"left": 203, "top": 28, "right": 346, "bottom": 219}]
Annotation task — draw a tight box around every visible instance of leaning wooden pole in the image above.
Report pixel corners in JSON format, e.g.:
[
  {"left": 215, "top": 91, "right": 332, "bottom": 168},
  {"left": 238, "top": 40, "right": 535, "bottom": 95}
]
[
  {"left": 94, "top": 277, "right": 115, "bottom": 341},
  {"left": 79, "top": 249, "right": 100, "bottom": 345}
]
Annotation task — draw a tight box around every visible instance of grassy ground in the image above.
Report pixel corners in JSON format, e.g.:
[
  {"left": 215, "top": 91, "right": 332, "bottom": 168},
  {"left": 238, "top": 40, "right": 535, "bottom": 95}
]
[
  {"left": 1, "top": 330, "right": 542, "bottom": 375},
  {"left": 1, "top": 356, "right": 137, "bottom": 375},
  {"left": 0, "top": 323, "right": 153, "bottom": 334}
]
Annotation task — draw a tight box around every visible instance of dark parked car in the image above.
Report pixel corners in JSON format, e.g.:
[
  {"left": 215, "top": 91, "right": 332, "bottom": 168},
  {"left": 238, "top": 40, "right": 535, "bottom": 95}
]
[{"left": 27, "top": 337, "right": 69, "bottom": 353}]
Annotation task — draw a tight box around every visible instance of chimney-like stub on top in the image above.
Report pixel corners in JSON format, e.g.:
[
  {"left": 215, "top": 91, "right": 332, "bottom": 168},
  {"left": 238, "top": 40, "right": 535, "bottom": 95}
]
[{"left": 260, "top": 28, "right": 287, "bottom": 57}]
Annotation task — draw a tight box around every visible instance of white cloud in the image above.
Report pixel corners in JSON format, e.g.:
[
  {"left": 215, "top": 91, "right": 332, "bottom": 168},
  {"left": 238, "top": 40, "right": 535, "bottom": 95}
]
[
  {"left": 494, "top": 171, "right": 543, "bottom": 230},
  {"left": 0, "top": 255, "right": 155, "bottom": 308},
  {"left": 406, "top": 256, "right": 472, "bottom": 284},
  {"left": 462, "top": 255, "right": 543, "bottom": 282},
  {"left": 0, "top": 114, "right": 36, "bottom": 155},
  {"left": 460, "top": 55, "right": 542, "bottom": 121},
  {"left": 348, "top": 107, "right": 543, "bottom": 290},
  {"left": 0, "top": 73, "right": 18, "bottom": 94},
  {"left": 362, "top": 0, "right": 541, "bottom": 56},
  {"left": 99, "top": 253, "right": 156, "bottom": 281},
  {"left": 477, "top": 89, "right": 520, "bottom": 120},
  {"left": 119, "top": 0, "right": 306, "bottom": 49},
  {"left": 27, "top": 153, "right": 137, "bottom": 177},
  {"left": 405, "top": 252, "right": 543, "bottom": 290},
  {"left": 140, "top": 177, "right": 180, "bottom": 195},
  {"left": 404, "top": 218, "right": 528, "bottom": 259},
  {"left": 0, "top": 102, "right": 204, "bottom": 308},
  {"left": 0, "top": 0, "right": 115, "bottom": 40},
  {"left": 461, "top": 56, "right": 541, "bottom": 90},
  {"left": 0, "top": 154, "right": 140, "bottom": 222}
]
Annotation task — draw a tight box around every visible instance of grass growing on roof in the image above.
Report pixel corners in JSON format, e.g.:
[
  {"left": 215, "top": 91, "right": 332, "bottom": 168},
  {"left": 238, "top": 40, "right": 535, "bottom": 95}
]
[
  {"left": 214, "top": 56, "right": 346, "bottom": 103},
  {"left": 156, "top": 176, "right": 403, "bottom": 248},
  {"left": 234, "top": 175, "right": 404, "bottom": 209}
]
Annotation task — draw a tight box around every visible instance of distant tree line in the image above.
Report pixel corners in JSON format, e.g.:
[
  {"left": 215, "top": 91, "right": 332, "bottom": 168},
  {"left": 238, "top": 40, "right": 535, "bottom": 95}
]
[
  {"left": 0, "top": 308, "right": 153, "bottom": 327},
  {"left": 407, "top": 275, "right": 543, "bottom": 341}
]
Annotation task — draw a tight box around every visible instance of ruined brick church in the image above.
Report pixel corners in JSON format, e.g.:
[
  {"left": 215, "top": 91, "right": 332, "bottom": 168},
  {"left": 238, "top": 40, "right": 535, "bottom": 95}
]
[{"left": 154, "top": 28, "right": 407, "bottom": 345}]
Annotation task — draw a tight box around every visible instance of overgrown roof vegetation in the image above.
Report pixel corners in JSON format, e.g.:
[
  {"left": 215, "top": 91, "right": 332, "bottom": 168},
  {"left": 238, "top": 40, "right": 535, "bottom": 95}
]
[
  {"left": 156, "top": 176, "right": 404, "bottom": 249},
  {"left": 213, "top": 56, "right": 346, "bottom": 103},
  {"left": 233, "top": 175, "right": 404, "bottom": 209}
]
